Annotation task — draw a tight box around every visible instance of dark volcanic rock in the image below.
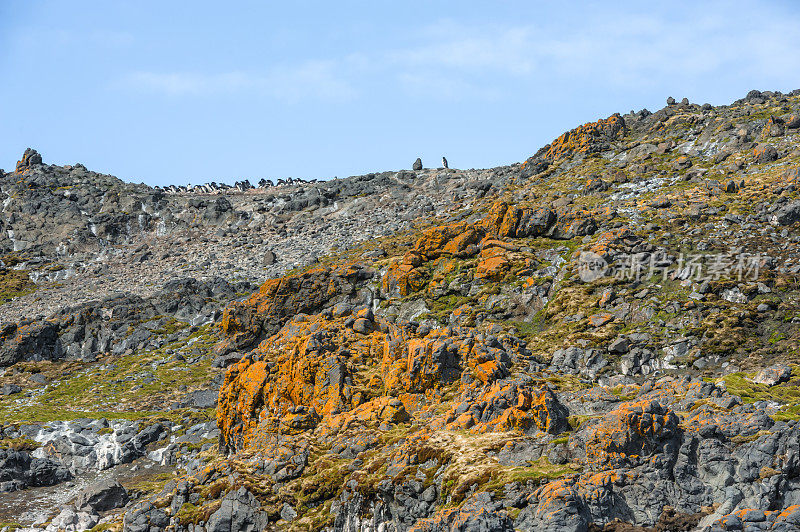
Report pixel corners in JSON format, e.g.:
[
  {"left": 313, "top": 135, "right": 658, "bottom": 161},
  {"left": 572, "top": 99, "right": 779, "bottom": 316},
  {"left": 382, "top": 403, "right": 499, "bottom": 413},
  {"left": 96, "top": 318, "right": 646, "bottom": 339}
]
[
  {"left": 205, "top": 487, "right": 269, "bottom": 532},
  {"left": 0, "top": 448, "right": 71, "bottom": 492},
  {"left": 0, "top": 277, "right": 240, "bottom": 367},
  {"left": 75, "top": 478, "right": 129, "bottom": 512},
  {"left": 775, "top": 200, "right": 800, "bottom": 225},
  {"left": 15, "top": 148, "right": 43, "bottom": 172}
]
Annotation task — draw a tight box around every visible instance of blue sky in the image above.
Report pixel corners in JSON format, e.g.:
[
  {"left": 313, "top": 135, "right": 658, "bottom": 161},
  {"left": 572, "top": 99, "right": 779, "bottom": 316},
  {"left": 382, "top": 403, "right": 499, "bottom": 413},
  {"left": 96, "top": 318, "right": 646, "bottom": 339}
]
[{"left": 1, "top": 1, "right": 799, "bottom": 186}]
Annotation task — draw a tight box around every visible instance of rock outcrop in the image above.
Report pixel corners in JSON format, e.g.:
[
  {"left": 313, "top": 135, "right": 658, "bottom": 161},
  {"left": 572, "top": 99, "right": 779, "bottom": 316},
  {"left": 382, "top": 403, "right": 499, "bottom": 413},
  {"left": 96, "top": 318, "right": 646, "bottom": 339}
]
[{"left": 1, "top": 88, "right": 800, "bottom": 531}]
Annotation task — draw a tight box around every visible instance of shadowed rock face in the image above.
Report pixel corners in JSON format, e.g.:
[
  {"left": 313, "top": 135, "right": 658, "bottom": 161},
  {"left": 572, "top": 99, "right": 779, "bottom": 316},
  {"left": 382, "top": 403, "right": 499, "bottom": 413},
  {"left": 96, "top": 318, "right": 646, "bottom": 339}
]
[
  {"left": 3, "top": 88, "right": 800, "bottom": 530},
  {"left": 0, "top": 277, "right": 245, "bottom": 367},
  {"left": 0, "top": 448, "right": 71, "bottom": 492}
]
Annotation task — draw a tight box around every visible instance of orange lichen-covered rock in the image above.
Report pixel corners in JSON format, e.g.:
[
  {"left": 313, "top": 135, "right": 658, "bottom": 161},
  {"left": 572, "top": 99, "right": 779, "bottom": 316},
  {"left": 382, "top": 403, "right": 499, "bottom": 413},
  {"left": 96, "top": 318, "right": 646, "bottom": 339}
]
[
  {"left": 402, "top": 252, "right": 424, "bottom": 267},
  {"left": 412, "top": 221, "right": 486, "bottom": 262},
  {"left": 409, "top": 501, "right": 513, "bottom": 532},
  {"left": 450, "top": 304, "right": 475, "bottom": 327},
  {"left": 414, "top": 222, "right": 468, "bottom": 260},
  {"left": 381, "top": 328, "right": 462, "bottom": 393},
  {"left": 498, "top": 206, "right": 522, "bottom": 237},
  {"left": 588, "top": 312, "right": 614, "bottom": 327},
  {"left": 446, "top": 380, "right": 568, "bottom": 435},
  {"left": 478, "top": 237, "right": 518, "bottom": 252},
  {"left": 585, "top": 176, "right": 608, "bottom": 192},
  {"left": 753, "top": 144, "right": 779, "bottom": 163},
  {"left": 379, "top": 324, "right": 525, "bottom": 394},
  {"left": 515, "top": 207, "right": 557, "bottom": 237},
  {"left": 461, "top": 336, "right": 512, "bottom": 385},
  {"left": 583, "top": 399, "right": 679, "bottom": 469},
  {"left": 381, "top": 262, "right": 427, "bottom": 297},
  {"left": 398, "top": 199, "right": 563, "bottom": 279},
  {"left": 471, "top": 359, "right": 506, "bottom": 384},
  {"left": 475, "top": 255, "right": 510, "bottom": 281},
  {"left": 441, "top": 225, "right": 482, "bottom": 257},
  {"left": 533, "top": 113, "right": 626, "bottom": 163},
  {"left": 217, "top": 292, "right": 527, "bottom": 452},
  {"left": 762, "top": 115, "right": 785, "bottom": 138},
  {"left": 217, "top": 315, "right": 358, "bottom": 450},
  {"left": 481, "top": 201, "right": 558, "bottom": 239},
  {"left": 319, "top": 396, "right": 409, "bottom": 435},
  {"left": 219, "top": 263, "right": 373, "bottom": 349},
  {"left": 479, "top": 201, "right": 510, "bottom": 235},
  {"left": 527, "top": 477, "right": 588, "bottom": 530},
  {"left": 549, "top": 206, "right": 597, "bottom": 240},
  {"left": 0, "top": 320, "right": 60, "bottom": 367},
  {"left": 587, "top": 227, "right": 637, "bottom": 259}
]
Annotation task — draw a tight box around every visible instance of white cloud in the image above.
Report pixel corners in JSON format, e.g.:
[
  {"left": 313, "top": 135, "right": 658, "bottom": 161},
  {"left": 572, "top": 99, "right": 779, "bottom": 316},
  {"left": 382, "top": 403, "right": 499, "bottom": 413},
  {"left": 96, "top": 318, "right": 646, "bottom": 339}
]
[
  {"left": 122, "top": 71, "right": 248, "bottom": 95},
  {"left": 266, "top": 60, "right": 356, "bottom": 103},
  {"left": 114, "top": 5, "right": 800, "bottom": 105},
  {"left": 384, "top": 8, "right": 800, "bottom": 95},
  {"left": 397, "top": 72, "right": 502, "bottom": 101},
  {"left": 117, "top": 60, "right": 356, "bottom": 103},
  {"left": 390, "top": 26, "right": 536, "bottom": 76}
]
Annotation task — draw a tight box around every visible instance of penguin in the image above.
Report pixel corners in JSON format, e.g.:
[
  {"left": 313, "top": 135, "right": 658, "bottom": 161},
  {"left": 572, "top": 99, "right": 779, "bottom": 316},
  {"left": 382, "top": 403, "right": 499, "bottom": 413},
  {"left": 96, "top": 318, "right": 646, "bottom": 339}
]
[{"left": 442, "top": 156, "right": 448, "bottom": 169}]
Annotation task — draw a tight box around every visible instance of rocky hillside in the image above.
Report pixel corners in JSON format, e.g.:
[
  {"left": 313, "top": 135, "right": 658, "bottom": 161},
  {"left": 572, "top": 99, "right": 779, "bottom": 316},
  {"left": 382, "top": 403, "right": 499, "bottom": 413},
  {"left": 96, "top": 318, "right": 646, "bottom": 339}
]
[
  {"left": 1, "top": 88, "right": 800, "bottom": 532},
  {"left": 0, "top": 148, "right": 504, "bottom": 322}
]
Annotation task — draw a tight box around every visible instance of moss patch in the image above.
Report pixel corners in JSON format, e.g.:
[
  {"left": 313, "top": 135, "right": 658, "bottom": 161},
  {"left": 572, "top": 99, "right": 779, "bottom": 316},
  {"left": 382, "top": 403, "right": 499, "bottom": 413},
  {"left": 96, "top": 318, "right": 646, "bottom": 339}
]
[
  {"left": 718, "top": 366, "right": 800, "bottom": 421},
  {"left": 0, "top": 269, "right": 36, "bottom": 302}
]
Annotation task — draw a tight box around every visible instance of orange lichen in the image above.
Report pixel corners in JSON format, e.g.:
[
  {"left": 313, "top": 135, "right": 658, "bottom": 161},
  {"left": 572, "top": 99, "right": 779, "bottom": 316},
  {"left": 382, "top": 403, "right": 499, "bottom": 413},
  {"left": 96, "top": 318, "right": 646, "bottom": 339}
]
[
  {"left": 220, "top": 263, "right": 372, "bottom": 348},
  {"left": 319, "top": 396, "right": 409, "bottom": 436},
  {"left": 584, "top": 399, "right": 678, "bottom": 469},
  {"left": 536, "top": 114, "right": 626, "bottom": 162},
  {"left": 475, "top": 255, "right": 510, "bottom": 280},
  {"left": 445, "top": 381, "right": 566, "bottom": 435},
  {"left": 414, "top": 222, "right": 468, "bottom": 260}
]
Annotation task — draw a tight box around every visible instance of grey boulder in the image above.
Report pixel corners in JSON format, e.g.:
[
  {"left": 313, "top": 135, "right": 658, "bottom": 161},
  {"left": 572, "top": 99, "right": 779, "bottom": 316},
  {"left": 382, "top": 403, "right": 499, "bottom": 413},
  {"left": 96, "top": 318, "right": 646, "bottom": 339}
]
[
  {"left": 751, "top": 364, "right": 792, "bottom": 387},
  {"left": 206, "top": 487, "right": 269, "bottom": 532},
  {"left": 75, "top": 478, "right": 129, "bottom": 512}
]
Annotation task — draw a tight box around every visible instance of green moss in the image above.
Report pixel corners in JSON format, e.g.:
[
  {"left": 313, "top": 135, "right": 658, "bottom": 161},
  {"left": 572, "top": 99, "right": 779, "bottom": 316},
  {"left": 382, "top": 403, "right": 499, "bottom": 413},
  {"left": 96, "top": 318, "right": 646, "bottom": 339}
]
[
  {"left": 86, "top": 524, "right": 122, "bottom": 532},
  {"left": 128, "top": 472, "right": 174, "bottom": 497},
  {"left": 181, "top": 437, "right": 216, "bottom": 453},
  {"left": 379, "top": 423, "right": 414, "bottom": 446},
  {"left": 175, "top": 502, "right": 219, "bottom": 525},
  {"left": 731, "top": 430, "right": 772, "bottom": 444},
  {"left": 568, "top": 415, "right": 593, "bottom": 430},
  {"left": 509, "top": 314, "right": 547, "bottom": 341},
  {"left": 198, "top": 478, "right": 230, "bottom": 501},
  {"left": 0, "top": 269, "right": 36, "bottom": 302},
  {"left": 717, "top": 366, "right": 800, "bottom": 421},
  {"left": 291, "top": 499, "right": 334, "bottom": 531},
  {"left": 151, "top": 317, "right": 189, "bottom": 336},
  {"left": 443, "top": 457, "right": 577, "bottom": 504},
  {"left": 282, "top": 455, "right": 352, "bottom": 508},
  {"left": 0, "top": 437, "right": 39, "bottom": 451},
  {"left": 489, "top": 459, "right": 575, "bottom": 489},
  {"left": 0, "top": 324, "right": 221, "bottom": 424},
  {"left": 608, "top": 386, "right": 637, "bottom": 401}
]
